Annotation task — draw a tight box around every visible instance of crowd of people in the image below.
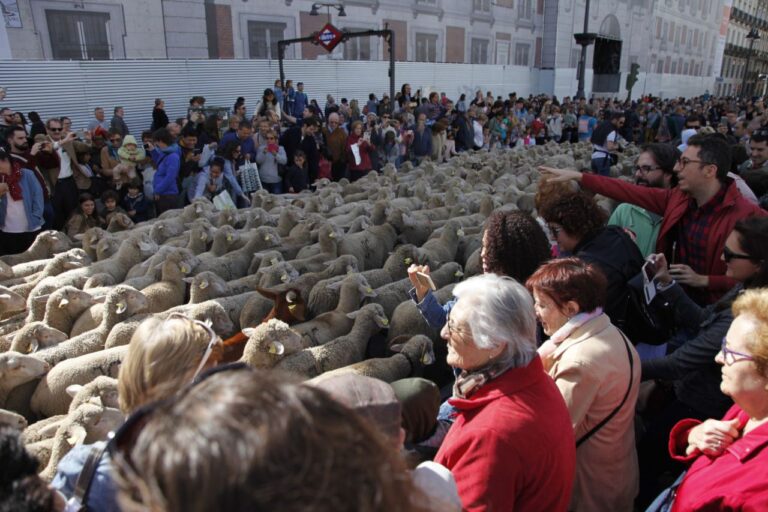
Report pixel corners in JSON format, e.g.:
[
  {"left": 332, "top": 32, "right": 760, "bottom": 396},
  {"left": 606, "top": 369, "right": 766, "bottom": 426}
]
[{"left": 2, "top": 80, "right": 768, "bottom": 511}]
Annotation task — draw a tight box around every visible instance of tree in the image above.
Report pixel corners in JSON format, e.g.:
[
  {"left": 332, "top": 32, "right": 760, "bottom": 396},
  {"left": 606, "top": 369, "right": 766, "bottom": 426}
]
[{"left": 626, "top": 63, "right": 640, "bottom": 102}]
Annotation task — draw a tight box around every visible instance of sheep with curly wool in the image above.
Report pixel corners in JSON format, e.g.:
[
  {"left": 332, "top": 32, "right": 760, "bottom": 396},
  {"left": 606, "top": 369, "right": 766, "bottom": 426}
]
[
  {"left": 31, "top": 346, "right": 127, "bottom": 418},
  {"left": 274, "top": 303, "right": 389, "bottom": 379},
  {"left": 0, "top": 352, "right": 50, "bottom": 408},
  {"left": 0, "top": 231, "right": 71, "bottom": 266},
  {"left": 8, "top": 322, "right": 68, "bottom": 354},
  {"left": 238, "top": 318, "right": 305, "bottom": 369},
  {"left": 40, "top": 287, "right": 100, "bottom": 338},
  {"left": 0, "top": 259, "right": 14, "bottom": 282},
  {"left": 309, "top": 334, "right": 435, "bottom": 384},
  {"left": 290, "top": 273, "right": 376, "bottom": 348}
]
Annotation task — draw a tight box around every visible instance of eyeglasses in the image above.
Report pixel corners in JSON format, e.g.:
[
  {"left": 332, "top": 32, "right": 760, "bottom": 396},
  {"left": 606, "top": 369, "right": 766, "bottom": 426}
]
[
  {"left": 164, "top": 312, "right": 222, "bottom": 380},
  {"left": 444, "top": 312, "right": 470, "bottom": 337},
  {"left": 49, "top": 127, "right": 62, "bottom": 132},
  {"left": 548, "top": 224, "right": 563, "bottom": 237},
  {"left": 720, "top": 337, "right": 755, "bottom": 365},
  {"left": 635, "top": 164, "right": 662, "bottom": 174},
  {"left": 723, "top": 245, "right": 755, "bottom": 262},
  {"left": 110, "top": 138, "right": 122, "bottom": 143},
  {"left": 677, "top": 157, "right": 709, "bottom": 168}
]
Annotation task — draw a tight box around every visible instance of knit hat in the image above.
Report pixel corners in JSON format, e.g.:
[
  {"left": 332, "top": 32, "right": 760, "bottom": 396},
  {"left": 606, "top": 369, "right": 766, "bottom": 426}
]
[
  {"left": 391, "top": 378, "right": 441, "bottom": 444},
  {"left": 312, "top": 374, "right": 401, "bottom": 443}
]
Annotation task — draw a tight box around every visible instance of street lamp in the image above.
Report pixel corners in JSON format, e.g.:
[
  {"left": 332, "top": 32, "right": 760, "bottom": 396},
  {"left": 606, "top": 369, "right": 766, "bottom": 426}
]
[
  {"left": 741, "top": 27, "right": 760, "bottom": 99},
  {"left": 574, "top": 0, "right": 596, "bottom": 99},
  {"left": 309, "top": 2, "right": 347, "bottom": 21}
]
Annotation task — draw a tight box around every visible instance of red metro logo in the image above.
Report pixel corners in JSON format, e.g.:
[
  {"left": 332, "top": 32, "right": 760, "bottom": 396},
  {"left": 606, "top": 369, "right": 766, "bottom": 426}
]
[{"left": 315, "top": 23, "right": 344, "bottom": 52}]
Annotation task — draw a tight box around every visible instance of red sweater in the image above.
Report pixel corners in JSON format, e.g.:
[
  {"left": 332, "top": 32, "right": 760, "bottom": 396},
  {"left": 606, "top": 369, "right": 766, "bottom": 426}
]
[
  {"left": 668, "top": 405, "right": 768, "bottom": 511},
  {"left": 435, "top": 356, "right": 576, "bottom": 512},
  {"left": 581, "top": 174, "right": 766, "bottom": 301}
]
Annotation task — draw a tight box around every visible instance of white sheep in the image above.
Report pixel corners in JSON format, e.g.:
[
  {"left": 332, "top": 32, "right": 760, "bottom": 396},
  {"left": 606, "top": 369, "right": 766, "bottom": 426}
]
[
  {"left": 0, "top": 285, "right": 26, "bottom": 320},
  {"left": 0, "top": 352, "right": 50, "bottom": 408},
  {"left": 274, "top": 303, "right": 389, "bottom": 379},
  {"left": 0, "top": 230, "right": 71, "bottom": 266},
  {"left": 106, "top": 212, "right": 135, "bottom": 232},
  {"left": 338, "top": 222, "right": 398, "bottom": 271},
  {"left": 8, "top": 322, "right": 68, "bottom": 354},
  {"left": 0, "top": 407, "right": 27, "bottom": 430},
  {"left": 0, "top": 259, "right": 14, "bottom": 282},
  {"left": 9, "top": 249, "right": 91, "bottom": 299},
  {"left": 239, "top": 318, "right": 305, "bottom": 369},
  {"left": 31, "top": 346, "right": 127, "bottom": 418},
  {"left": 192, "top": 226, "right": 282, "bottom": 281},
  {"left": 38, "top": 286, "right": 101, "bottom": 339},
  {"left": 140, "top": 255, "right": 191, "bottom": 313}
]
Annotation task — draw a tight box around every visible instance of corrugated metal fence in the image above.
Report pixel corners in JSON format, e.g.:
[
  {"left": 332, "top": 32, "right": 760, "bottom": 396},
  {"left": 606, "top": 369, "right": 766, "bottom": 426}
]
[{"left": 0, "top": 59, "right": 537, "bottom": 133}]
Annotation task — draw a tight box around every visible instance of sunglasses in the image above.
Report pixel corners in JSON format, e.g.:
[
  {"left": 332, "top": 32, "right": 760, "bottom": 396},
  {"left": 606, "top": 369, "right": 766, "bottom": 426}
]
[
  {"left": 49, "top": 127, "right": 62, "bottom": 132},
  {"left": 723, "top": 245, "right": 755, "bottom": 262}
]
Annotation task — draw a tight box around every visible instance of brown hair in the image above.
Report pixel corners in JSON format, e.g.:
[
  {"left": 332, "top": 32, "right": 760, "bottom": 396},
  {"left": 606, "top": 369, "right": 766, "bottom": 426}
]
[
  {"left": 116, "top": 369, "right": 427, "bottom": 512},
  {"left": 538, "top": 190, "right": 608, "bottom": 240},
  {"left": 526, "top": 257, "right": 607, "bottom": 313},
  {"left": 732, "top": 289, "right": 768, "bottom": 377},
  {"left": 482, "top": 210, "right": 551, "bottom": 282}
]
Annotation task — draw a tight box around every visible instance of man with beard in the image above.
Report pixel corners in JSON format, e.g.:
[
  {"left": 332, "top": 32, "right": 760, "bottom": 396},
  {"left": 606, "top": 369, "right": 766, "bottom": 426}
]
[
  {"left": 606, "top": 144, "right": 678, "bottom": 257},
  {"left": 6, "top": 126, "right": 54, "bottom": 228}
]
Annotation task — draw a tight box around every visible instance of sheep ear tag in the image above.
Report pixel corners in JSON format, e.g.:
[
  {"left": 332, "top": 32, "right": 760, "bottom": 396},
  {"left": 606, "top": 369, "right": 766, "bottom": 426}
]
[
  {"left": 199, "top": 280, "right": 209, "bottom": 290},
  {"left": 404, "top": 257, "right": 413, "bottom": 265},
  {"left": 457, "top": 229, "right": 465, "bottom": 237},
  {"left": 115, "top": 301, "right": 127, "bottom": 314},
  {"left": 28, "top": 339, "right": 39, "bottom": 353},
  {"left": 66, "top": 425, "right": 87, "bottom": 447},
  {"left": 268, "top": 341, "right": 284, "bottom": 355},
  {"left": 58, "top": 298, "right": 70, "bottom": 308},
  {"left": 180, "top": 264, "right": 190, "bottom": 274},
  {"left": 421, "top": 350, "right": 435, "bottom": 365}
]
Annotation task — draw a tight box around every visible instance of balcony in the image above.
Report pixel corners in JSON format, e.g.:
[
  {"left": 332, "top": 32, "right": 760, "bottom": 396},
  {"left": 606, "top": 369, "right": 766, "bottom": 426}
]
[
  {"left": 470, "top": 0, "right": 494, "bottom": 25},
  {"left": 343, "top": 0, "right": 381, "bottom": 14},
  {"left": 413, "top": 0, "right": 444, "bottom": 20}
]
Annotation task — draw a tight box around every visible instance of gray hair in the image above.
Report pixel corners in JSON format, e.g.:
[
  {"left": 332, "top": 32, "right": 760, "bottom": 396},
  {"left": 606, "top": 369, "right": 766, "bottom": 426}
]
[{"left": 452, "top": 274, "right": 537, "bottom": 368}]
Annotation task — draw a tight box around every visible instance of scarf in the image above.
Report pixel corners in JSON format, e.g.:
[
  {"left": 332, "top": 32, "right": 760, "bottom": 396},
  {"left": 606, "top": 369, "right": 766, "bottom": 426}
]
[
  {"left": 1, "top": 160, "right": 24, "bottom": 201},
  {"left": 537, "top": 308, "right": 603, "bottom": 359},
  {"left": 453, "top": 359, "right": 515, "bottom": 400}
]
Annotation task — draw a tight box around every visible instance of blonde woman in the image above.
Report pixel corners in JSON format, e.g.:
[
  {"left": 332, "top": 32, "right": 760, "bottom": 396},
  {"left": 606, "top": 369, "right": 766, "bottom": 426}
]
[{"left": 52, "top": 314, "right": 221, "bottom": 511}]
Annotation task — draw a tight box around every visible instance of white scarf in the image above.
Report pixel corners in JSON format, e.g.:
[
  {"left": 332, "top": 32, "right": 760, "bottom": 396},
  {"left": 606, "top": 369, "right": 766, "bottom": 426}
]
[{"left": 537, "top": 308, "right": 603, "bottom": 358}]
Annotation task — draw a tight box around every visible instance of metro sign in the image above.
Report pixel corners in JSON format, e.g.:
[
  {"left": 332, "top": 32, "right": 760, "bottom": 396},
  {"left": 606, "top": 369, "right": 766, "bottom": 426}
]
[{"left": 315, "top": 22, "right": 344, "bottom": 52}]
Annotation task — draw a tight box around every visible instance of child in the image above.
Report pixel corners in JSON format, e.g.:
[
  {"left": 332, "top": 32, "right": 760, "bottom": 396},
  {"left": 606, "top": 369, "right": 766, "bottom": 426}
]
[
  {"left": 283, "top": 150, "right": 308, "bottom": 193},
  {"left": 379, "top": 131, "right": 399, "bottom": 167},
  {"left": 443, "top": 129, "right": 459, "bottom": 161},
  {"left": 115, "top": 135, "right": 146, "bottom": 188},
  {"left": 101, "top": 189, "right": 126, "bottom": 225},
  {"left": 122, "top": 179, "right": 150, "bottom": 223}
]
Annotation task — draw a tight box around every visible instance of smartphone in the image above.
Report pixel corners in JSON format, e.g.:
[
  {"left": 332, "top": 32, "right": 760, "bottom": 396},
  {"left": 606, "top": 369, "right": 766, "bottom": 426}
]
[
  {"left": 642, "top": 260, "right": 657, "bottom": 282},
  {"left": 415, "top": 271, "right": 436, "bottom": 291},
  {"left": 193, "top": 148, "right": 202, "bottom": 156},
  {"left": 267, "top": 143, "right": 279, "bottom": 153}
]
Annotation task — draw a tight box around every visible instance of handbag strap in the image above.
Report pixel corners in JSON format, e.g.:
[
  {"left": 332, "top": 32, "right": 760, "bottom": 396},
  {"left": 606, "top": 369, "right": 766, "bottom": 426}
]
[
  {"left": 576, "top": 331, "right": 634, "bottom": 447},
  {"left": 71, "top": 442, "right": 108, "bottom": 508}
]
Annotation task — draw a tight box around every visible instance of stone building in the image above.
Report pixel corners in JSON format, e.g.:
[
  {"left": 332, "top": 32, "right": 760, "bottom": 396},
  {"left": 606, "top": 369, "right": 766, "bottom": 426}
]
[{"left": 717, "top": 0, "right": 768, "bottom": 98}]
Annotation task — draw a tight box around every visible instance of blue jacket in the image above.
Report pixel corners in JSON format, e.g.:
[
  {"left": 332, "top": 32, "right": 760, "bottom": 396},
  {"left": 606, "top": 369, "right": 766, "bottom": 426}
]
[
  {"left": 151, "top": 145, "right": 181, "bottom": 196},
  {"left": 221, "top": 132, "right": 257, "bottom": 163},
  {"left": 293, "top": 91, "right": 309, "bottom": 118},
  {"left": 53, "top": 442, "right": 118, "bottom": 512},
  {"left": 409, "top": 288, "right": 454, "bottom": 330},
  {"left": 0, "top": 167, "right": 44, "bottom": 231},
  {"left": 411, "top": 127, "right": 433, "bottom": 157}
]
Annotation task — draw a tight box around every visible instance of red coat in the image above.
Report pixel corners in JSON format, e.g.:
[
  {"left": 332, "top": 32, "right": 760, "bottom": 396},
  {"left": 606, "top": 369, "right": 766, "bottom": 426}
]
[
  {"left": 581, "top": 174, "right": 766, "bottom": 297},
  {"left": 668, "top": 405, "right": 768, "bottom": 511},
  {"left": 435, "top": 356, "right": 576, "bottom": 512},
  {"left": 345, "top": 133, "right": 373, "bottom": 174}
]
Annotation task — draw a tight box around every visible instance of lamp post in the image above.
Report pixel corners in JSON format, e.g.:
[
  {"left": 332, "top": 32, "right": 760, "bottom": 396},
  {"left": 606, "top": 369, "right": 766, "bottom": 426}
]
[
  {"left": 574, "top": 0, "right": 597, "bottom": 99},
  {"left": 741, "top": 27, "right": 760, "bottom": 99},
  {"left": 309, "top": 2, "right": 347, "bottom": 21}
]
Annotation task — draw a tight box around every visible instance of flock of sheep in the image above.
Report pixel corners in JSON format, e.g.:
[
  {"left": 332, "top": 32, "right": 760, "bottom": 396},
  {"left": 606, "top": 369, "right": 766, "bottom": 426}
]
[{"left": 0, "top": 140, "right": 638, "bottom": 480}]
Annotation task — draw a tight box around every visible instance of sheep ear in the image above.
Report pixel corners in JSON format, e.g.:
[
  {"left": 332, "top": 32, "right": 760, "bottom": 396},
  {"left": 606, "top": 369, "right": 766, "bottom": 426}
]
[
  {"left": 346, "top": 309, "right": 360, "bottom": 320},
  {"left": 286, "top": 290, "right": 298, "bottom": 304},
  {"left": 73, "top": 234, "right": 85, "bottom": 241},
  {"left": 390, "top": 343, "right": 404, "bottom": 353},
  {"left": 58, "top": 298, "right": 70, "bottom": 308},
  {"left": 327, "top": 280, "right": 344, "bottom": 291},
  {"left": 421, "top": 350, "right": 435, "bottom": 365},
  {"left": 256, "top": 287, "right": 276, "bottom": 300},
  {"left": 65, "top": 425, "right": 87, "bottom": 447},
  {"left": 115, "top": 301, "right": 127, "bottom": 314},
  {"left": 0, "top": 293, "right": 9, "bottom": 300},
  {"left": 66, "top": 384, "right": 83, "bottom": 398},
  {"left": 27, "top": 339, "right": 39, "bottom": 353},
  {"left": 242, "top": 328, "right": 256, "bottom": 338},
  {"left": 361, "top": 285, "right": 377, "bottom": 298},
  {"left": 183, "top": 277, "right": 195, "bottom": 284},
  {"left": 268, "top": 341, "right": 284, "bottom": 355},
  {"left": 91, "top": 295, "right": 107, "bottom": 304},
  {"left": 34, "top": 294, "right": 51, "bottom": 304}
]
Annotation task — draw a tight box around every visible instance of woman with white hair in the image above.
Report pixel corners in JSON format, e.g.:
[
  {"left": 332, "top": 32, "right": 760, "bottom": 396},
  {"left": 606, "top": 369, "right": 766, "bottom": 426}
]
[{"left": 434, "top": 273, "right": 576, "bottom": 512}]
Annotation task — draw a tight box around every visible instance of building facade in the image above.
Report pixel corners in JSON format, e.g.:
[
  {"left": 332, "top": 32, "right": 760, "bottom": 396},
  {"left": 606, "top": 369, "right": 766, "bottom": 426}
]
[
  {"left": 716, "top": 0, "right": 768, "bottom": 98},
  {"left": 2, "top": 0, "right": 725, "bottom": 98}
]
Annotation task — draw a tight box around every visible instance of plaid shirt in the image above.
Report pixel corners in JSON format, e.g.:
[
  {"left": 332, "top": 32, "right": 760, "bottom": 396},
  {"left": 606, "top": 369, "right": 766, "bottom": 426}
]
[{"left": 676, "top": 185, "right": 728, "bottom": 304}]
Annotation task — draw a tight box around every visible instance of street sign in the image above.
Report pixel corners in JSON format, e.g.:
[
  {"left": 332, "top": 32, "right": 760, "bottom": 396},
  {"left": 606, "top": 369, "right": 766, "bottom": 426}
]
[{"left": 315, "top": 22, "right": 344, "bottom": 52}]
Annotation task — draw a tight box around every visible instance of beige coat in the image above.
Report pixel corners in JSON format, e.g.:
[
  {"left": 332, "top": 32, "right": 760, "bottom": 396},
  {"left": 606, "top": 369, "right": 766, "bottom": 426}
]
[{"left": 544, "top": 314, "right": 640, "bottom": 512}]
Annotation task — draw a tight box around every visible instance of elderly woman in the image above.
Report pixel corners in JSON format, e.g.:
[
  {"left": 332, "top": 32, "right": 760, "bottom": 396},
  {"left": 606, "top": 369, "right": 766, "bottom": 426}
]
[
  {"left": 526, "top": 258, "right": 641, "bottom": 512},
  {"left": 434, "top": 273, "right": 576, "bottom": 512},
  {"left": 637, "top": 216, "right": 768, "bottom": 505},
  {"left": 648, "top": 288, "right": 768, "bottom": 511},
  {"left": 52, "top": 314, "right": 222, "bottom": 511}
]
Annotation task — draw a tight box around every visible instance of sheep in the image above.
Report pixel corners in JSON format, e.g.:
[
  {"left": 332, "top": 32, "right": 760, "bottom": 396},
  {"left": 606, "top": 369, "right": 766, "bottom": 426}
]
[
  {"left": 0, "top": 259, "right": 13, "bottom": 281},
  {"left": 184, "top": 224, "right": 213, "bottom": 255},
  {"left": 418, "top": 220, "right": 465, "bottom": 265},
  {"left": 77, "top": 227, "right": 109, "bottom": 261},
  {"left": 247, "top": 250, "right": 284, "bottom": 275},
  {"left": 31, "top": 346, "right": 127, "bottom": 418},
  {"left": 9, "top": 257, "right": 52, "bottom": 280},
  {"left": 346, "top": 215, "right": 372, "bottom": 234},
  {"left": 0, "top": 407, "right": 27, "bottom": 430},
  {"left": 106, "top": 212, "right": 135, "bottom": 232},
  {"left": 238, "top": 318, "right": 305, "bottom": 369},
  {"left": 287, "top": 224, "right": 344, "bottom": 271},
  {"left": 192, "top": 226, "right": 282, "bottom": 281},
  {"left": 290, "top": 273, "right": 376, "bottom": 348},
  {"left": 140, "top": 255, "right": 190, "bottom": 313},
  {"left": 0, "top": 285, "right": 26, "bottom": 319},
  {"left": 8, "top": 322, "right": 68, "bottom": 354},
  {"left": 276, "top": 205, "right": 304, "bottom": 236},
  {"left": 306, "top": 244, "right": 424, "bottom": 316},
  {"left": 370, "top": 261, "right": 464, "bottom": 318},
  {"left": 309, "top": 335, "right": 435, "bottom": 384},
  {"left": 94, "top": 234, "right": 121, "bottom": 261},
  {"left": 40, "top": 402, "right": 124, "bottom": 482},
  {"left": 386, "top": 283, "right": 458, "bottom": 344},
  {"left": 338, "top": 222, "right": 398, "bottom": 271},
  {"left": 0, "top": 230, "right": 71, "bottom": 266},
  {"left": 83, "top": 273, "right": 116, "bottom": 289},
  {"left": 0, "top": 352, "right": 50, "bottom": 408},
  {"left": 9, "top": 249, "right": 91, "bottom": 299},
  {"left": 198, "top": 225, "right": 244, "bottom": 260},
  {"left": 274, "top": 303, "right": 389, "bottom": 379},
  {"left": 255, "top": 261, "right": 300, "bottom": 289},
  {"left": 187, "top": 271, "right": 233, "bottom": 304},
  {"left": 40, "top": 287, "right": 100, "bottom": 338},
  {"left": 34, "top": 285, "right": 148, "bottom": 367}
]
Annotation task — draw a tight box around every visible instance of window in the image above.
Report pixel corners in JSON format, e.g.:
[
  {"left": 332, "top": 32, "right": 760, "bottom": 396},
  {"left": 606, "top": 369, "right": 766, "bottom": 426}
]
[
  {"left": 668, "top": 21, "right": 675, "bottom": 42},
  {"left": 657, "top": 59, "right": 664, "bottom": 73},
  {"left": 473, "top": 0, "right": 491, "bottom": 12},
  {"left": 471, "top": 38, "right": 489, "bottom": 64},
  {"left": 570, "top": 48, "right": 581, "bottom": 68},
  {"left": 656, "top": 17, "right": 662, "bottom": 39},
  {"left": 343, "top": 30, "right": 371, "bottom": 60},
  {"left": 671, "top": 60, "right": 677, "bottom": 73},
  {"left": 416, "top": 0, "right": 438, "bottom": 4},
  {"left": 247, "top": 21, "right": 285, "bottom": 59},
  {"left": 683, "top": 62, "right": 689, "bottom": 74},
  {"left": 518, "top": 0, "right": 532, "bottom": 19},
  {"left": 45, "top": 9, "right": 111, "bottom": 60},
  {"left": 514, "top": 43, "right": 530, "bottom": 66},
  {"left": 415, "top": 33, "right": 438, "bottom": 62}
]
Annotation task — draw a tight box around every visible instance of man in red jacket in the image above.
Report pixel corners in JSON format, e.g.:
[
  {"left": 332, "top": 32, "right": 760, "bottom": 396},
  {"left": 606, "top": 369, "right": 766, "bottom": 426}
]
[{"left": 540, "top": 134, "right": 766, "bottom": 305}]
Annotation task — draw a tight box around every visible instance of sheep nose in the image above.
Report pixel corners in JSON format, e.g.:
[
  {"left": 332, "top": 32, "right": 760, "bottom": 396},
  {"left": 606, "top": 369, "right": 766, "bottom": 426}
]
[{"left": 42, "top": 362, "right": 51, "bottom": 372}]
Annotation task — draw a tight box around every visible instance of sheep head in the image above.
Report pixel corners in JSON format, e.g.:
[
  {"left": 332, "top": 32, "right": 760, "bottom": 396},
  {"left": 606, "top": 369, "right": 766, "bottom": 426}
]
[
  {"left": 0, "top": 352, "right": 50, "bottom": 389},
  {"left": 95, "top": 236, "right": 120, "bottom": 261},
  {"left": 324, "top": 254, "right": 359, "bottom": 276},
  {"left": 40, "top": 230, "right": 72, "bottom": 255},
  {"left": 257, "top": 287, "right": 306, "bottom": 324},
  {"left": 240, "top": 318, "right": 303, "bottom": 368},
  {"left": 347, "top": 303, "right": 389, "bottom": 329},
  {"left": 84, "top": 273, "right": 116, "bottom": 289},
  {"left": 390, "top": 335, "right": 436, "bottom": 368},
  {"left": 58, "top": 248, "right": 91, "bottom": 270},
  {"left": 0, "top": 286, "right": 26, "bottom": 316},
  {"left": 9, "top": 322, "right": 68, "bottom": 354},
  {"left": 66, "top": 376, "right": 119, "bottom": 412},
  {"left": 0, "top": 259, "right": 14, "bottom": 281},
  {"left": 186, "top": 272, "right": 230, "bottom": 303},
  {"left": 106, "top": 285, "right": 149, "bottom": 319}
]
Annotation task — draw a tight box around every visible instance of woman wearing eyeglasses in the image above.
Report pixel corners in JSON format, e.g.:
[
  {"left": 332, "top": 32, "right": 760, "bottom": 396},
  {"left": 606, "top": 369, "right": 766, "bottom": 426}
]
[
  {"left": 637, "top": 216, "right": 768, "bottom": 506},
  {"left": 646, "top": 288, "right": 768, "bottom": 511},
  {"left": 52, "top": 314, "right": 222, "bottom": 511}
]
